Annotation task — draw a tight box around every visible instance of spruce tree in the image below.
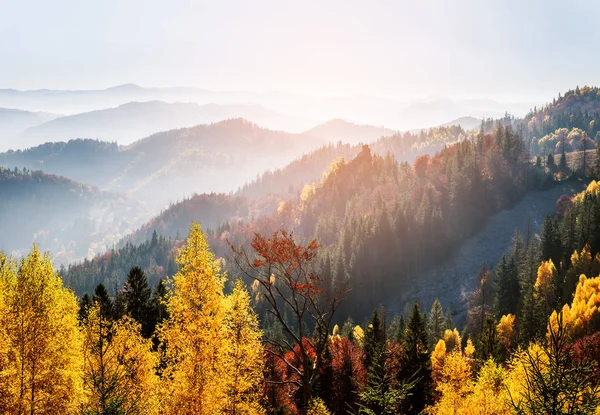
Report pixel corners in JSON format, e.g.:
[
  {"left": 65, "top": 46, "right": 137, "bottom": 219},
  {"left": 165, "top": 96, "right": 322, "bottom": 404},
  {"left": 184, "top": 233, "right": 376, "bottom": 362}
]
[
  {"left": 363, "top": 309, "right": 384, "bottom": 372},
  {"left": 494, "top": 254, "right": 520, "bottom": 317},
  {"left": 124, "top": 266, "right": 152, "bottom": 337},
  {"left": 476, "top": 317, "right": 500, "bottom": 362},
  {"left": 540, "top": 215, "right": 562, "bottom": 265},
  {"left": 427, "top": 298, "right": 444, "bottom": 348},
  {"left": 79, "top": 292, "right": 92, "bottom": 321},
  {"left": 400, "top": 302, "right": 432, "bottom": 414},
  {"left": 93, "top": 283, "right": 113, "bottom": 320},
  {"left": 150, "top": 279, "right": 168, "bottom": 332}
]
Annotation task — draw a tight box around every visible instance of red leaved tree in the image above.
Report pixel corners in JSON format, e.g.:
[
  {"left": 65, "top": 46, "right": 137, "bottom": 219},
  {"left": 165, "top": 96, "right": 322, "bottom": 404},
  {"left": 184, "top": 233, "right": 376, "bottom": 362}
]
[{"left": 229, "top": 230, "right": 348, "bottom": 413}]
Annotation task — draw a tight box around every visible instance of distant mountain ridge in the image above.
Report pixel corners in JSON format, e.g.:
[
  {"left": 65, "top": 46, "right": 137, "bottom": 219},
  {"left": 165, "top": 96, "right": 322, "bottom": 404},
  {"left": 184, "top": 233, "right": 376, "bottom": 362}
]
[
  {"left": 17, "top": 100, "right": 312, "bottom": 148},
  {"left": 0, "top": 108, "right": 60, "bottom": 151},
  {"left": 304, "top": 119, "right": 396, "bottom": 145},
  {"left": 0, "top": 119, "right": 325, "bottom": 209}
]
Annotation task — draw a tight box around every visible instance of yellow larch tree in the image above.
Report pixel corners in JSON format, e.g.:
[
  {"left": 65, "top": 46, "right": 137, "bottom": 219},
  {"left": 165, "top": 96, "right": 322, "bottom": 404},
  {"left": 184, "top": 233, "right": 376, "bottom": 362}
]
[
  {"left": 222, "top": 280, "right": 265, "bottom": 415},
  {"left": 431, "top": 339, "right": 447, "bottom": 383},
  {"left": 442, "top": 328, "right": 461, "bottom": 353},
  {"left": 429, "top": 350, "right": 472, "bottom": 415},
  {"left": 549, "top": 274, "right": 600, "bottom": 339},
  {"left": 463, "top": 359, "right": 510, "bottom": 415},
  {"left": 81, "top": 302, "right": 159, "bottom": 414},
  {"left": 497, "top": 314, "right": 516, "bottom": 353},
  {"left": 535, "top": 259, "right": 557, "bottom": 313},
  {"left": 158, "top": 223, "right": 227, "bottom": 415},
  {"left": 0, "top": 247, "right": 84, "bottom": 414}
]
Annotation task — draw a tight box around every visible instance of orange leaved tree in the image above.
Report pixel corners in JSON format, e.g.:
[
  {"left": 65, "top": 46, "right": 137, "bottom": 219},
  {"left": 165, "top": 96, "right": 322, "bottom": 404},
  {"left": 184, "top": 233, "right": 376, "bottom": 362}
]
[{"left": 229, "top": 230, "right": 348, "bottom": 413}]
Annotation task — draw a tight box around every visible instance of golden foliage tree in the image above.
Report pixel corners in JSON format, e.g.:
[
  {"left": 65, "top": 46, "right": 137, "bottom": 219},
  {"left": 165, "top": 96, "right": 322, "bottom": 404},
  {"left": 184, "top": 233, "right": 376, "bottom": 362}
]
[
  {"left": 430, "top": 351, "right": 472, "bottom": 415},
  {"left": 497, "top": 314, "right": 517, "bottom": 356},
  {"left": 81, "top": 302, "right": 158, "bottom": 414},
  {"left": 159, "top": 223, "right": 227, "bottom": 414},
  {"left": 431, "top": 340, "right": 447, "bottom": 384},
  {"left": 549, "top": 274, "right": 600, "bottom": 339},
  {"left": 222, "top": 280, "right": 265, "bottom": 415},
  {"left": 0, "top": 247, "right": 84, "bottom": 414},
  {"left": 535, "top": 259, "right": 557, "bottom": 313},
  {"left": 442, "top": 329, "right": 461, "bottom": 353}
]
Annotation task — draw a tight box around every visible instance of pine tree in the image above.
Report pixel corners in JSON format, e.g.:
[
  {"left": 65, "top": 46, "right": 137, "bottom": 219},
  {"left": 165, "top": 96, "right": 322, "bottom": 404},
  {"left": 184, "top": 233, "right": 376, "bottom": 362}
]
[
  {"left": 0, "top": 247, "right": 84, "bottom": 414},
  {"left": 159, "top": 223, "right": 227, "bottom": 414},
  {"left": 427, "top": 299, "right": 445, "bottom": 348},
  {"left": 124, "top": 266, "right": 153, "bottom": 337},
  {"left": 399, "top": 302, "right": 432, "bottom": 414}
]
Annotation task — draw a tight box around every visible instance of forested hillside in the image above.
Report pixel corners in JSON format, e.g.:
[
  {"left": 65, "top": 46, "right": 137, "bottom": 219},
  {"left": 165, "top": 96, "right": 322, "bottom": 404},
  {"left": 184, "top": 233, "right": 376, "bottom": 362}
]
[
  {"left": 6, "top": 87, "right": 600, "bottom": 415},
  {"left": 0, "top": 119, "right": 324, "bottom": 209},
  {"left": 0, "top": 167, "right": 144, "bottom": 262},
  {"left": 63, "top": 123, "right": 534, "bottom": 320}
]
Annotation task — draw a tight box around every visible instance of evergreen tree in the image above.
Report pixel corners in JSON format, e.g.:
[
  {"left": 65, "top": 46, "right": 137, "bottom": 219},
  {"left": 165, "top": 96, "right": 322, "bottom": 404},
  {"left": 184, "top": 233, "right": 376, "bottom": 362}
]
[
  {"left": 357, "top": 344, "right": 412, "bottom": 415},
  {"left": 559, "top": 147, "right": 568, "bottom": 171},
  {"left": 427, "top": 298, "right": 445, "bottom": 348},
  {"left": 494, "top": 254, "right": 520, "bottom": 317},
  {"left": 476, "top": 317, "right": 500, "bottom": 362},
  {"left": 93, "top": 283, "right": 114, "bottom": 320},
  {"left": 150, "top": 279, "right": 168, "bottom": 333},
  {"left": 79, "top": 292, "right": 92, "bottom": 321},
  {"left": 363, "top": 309, "right": 384, "bottom": 372},
  {"left": 388, "top": 315, "right": 405, "bottom": 343},
  {"left": 399, "top": 302, "right": 432, "bottom": 414},
  {"left": 547, "top": 152, "right": 555, "bottom": 169},
  {"left": 124, "top": 266, "right": 153, "bottom": 338},
  {"left": 443, "top": 309, "right": 453, "bottom": 334},
  {"left": 518, "top": 243, "right": 544, "bottom": 344},
  {"left": 540, "top": 215, "right": 562, "bottom": 265}
]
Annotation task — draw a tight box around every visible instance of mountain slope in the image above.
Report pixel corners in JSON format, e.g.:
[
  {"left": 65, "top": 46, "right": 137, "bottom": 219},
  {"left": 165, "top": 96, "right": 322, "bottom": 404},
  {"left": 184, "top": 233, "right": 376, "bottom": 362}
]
[
  {"left": 1, "top": 119, "right": 324, "bottom": 208},
  {"left": 439, "top": 116, "right": 481, "bottom": 130},
  {"left": 304, "top": 119, "right": 395, "bottom": 145},
  {"left": 403, "top": 180, "right": 588, "bottom": 323},
  {"left": 0, "top": 108, "right": 59, "bottom": 151},
  {"left": 0, "top": 167, "right": 144, "bottom": 262}
]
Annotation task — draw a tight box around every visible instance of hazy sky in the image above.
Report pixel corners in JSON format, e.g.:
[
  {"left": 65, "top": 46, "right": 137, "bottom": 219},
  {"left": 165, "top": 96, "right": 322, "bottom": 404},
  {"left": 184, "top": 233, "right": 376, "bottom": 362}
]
[{"left": 1, "top": 0, "right": 599, "bottom": 101}]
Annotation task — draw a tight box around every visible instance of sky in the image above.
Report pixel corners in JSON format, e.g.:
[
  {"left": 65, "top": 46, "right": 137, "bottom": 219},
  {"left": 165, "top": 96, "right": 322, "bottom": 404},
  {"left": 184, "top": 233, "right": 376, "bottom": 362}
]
[{"left": 1, "top": 0, "right": 599, "bottom": 102}]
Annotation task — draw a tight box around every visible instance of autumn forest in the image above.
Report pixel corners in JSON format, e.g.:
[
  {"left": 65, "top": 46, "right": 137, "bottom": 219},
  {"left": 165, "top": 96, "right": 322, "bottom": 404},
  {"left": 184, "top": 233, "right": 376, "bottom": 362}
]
[{"left": 4, "top": 1, "right": 600, "bottom": 412}]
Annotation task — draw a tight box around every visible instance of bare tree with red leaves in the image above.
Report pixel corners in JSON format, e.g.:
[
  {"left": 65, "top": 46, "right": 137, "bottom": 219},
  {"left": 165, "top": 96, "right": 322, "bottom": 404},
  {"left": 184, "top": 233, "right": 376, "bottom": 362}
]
[{"left": 229, "top": 230, "right": 348, "bottom": 413}]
